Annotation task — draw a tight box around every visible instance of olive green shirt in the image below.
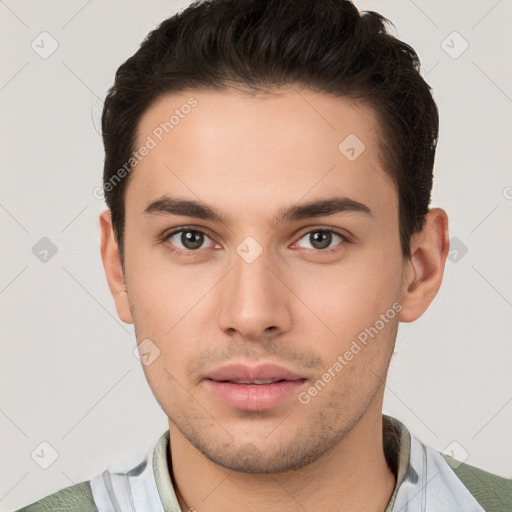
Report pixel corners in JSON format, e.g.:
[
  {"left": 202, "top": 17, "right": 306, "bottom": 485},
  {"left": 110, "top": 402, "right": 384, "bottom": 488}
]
[{"left": 15, "top": 415, "right": 512, "bottom": 511}]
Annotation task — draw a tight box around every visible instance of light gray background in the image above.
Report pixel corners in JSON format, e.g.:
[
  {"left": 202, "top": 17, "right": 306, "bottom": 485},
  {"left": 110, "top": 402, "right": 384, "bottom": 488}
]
[{"left": 1, "top": 0, "right": 511, "bottom": 510}]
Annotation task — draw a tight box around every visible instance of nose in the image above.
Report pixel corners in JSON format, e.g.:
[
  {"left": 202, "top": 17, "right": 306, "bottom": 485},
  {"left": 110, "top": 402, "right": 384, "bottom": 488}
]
[{"left": 217, "top": 243, "right": 292, "bottom": 341}]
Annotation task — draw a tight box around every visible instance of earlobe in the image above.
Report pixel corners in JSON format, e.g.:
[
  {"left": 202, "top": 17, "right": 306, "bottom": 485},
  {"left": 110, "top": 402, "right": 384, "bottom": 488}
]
[
  {"left": 99, "top": 210, "right": 134, "bottom": 324},
  {"left": 399, "top": 208, "right": 449, "bottom": 323}
]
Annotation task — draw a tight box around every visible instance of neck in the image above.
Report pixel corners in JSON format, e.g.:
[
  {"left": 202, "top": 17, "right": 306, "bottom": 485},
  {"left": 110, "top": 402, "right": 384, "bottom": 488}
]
[{"left": 168, "top": 407, "right": 396, "bottom": 512}]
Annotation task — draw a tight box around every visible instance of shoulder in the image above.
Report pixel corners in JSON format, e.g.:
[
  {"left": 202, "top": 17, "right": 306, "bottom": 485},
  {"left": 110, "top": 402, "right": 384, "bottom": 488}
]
[
  {"left": 14, "top": 480, "right": 98, "bottom": 512},
  {"left": 441, "top": 453, "right": 512, "bottom": 511}
]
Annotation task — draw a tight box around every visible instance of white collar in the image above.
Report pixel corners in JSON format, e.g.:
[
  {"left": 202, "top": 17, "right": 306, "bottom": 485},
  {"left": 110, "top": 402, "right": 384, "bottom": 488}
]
[{"left": 90, "top": 416, "right": 485, "bottom": 512}]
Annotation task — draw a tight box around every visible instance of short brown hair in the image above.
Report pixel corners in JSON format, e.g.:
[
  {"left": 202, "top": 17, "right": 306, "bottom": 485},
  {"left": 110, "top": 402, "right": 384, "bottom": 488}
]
[{"left": 102, "top": 0, "right": 439, "bottom": 263}]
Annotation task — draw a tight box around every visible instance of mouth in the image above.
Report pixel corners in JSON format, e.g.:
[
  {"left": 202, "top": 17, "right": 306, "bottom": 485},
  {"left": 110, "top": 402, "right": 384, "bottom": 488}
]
[
  {"left": 203, "top": 363, "right": 308, "bottom": 411},
  {"left": 222, "top": 379, "right": 285, "bottom": 385}
]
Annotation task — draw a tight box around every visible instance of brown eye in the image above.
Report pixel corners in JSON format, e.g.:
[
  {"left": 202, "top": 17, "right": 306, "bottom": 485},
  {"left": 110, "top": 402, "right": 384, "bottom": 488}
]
[
  {"left": 296, "top": 230, "right": 345, "bottom": 251},
  {"left": 167, "top": 230, "right": 209, "bottom": 250}
]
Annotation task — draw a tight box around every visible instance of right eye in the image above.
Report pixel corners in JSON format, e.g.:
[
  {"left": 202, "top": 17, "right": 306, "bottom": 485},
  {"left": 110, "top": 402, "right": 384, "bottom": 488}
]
[{"left": 162, "top": 227, "right": 220, "bottom": 255}]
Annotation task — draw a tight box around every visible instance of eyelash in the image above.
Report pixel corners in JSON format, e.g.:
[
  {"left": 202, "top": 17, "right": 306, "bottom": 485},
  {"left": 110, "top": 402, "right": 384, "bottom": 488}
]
[{"left": 159, "top": 226, "right": 350, "bottom": 256}]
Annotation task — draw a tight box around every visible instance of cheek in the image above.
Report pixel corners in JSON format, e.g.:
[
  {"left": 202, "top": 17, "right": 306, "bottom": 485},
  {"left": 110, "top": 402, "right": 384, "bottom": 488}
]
[
  {"left": 126, "top": 251, "right": 221, "bottom": 376},
  {"left": 126, "top": 242, "right": 210, "bottom": 328},
  {"left": 289, "top": 252, "right": 402, "bottom": 343}
]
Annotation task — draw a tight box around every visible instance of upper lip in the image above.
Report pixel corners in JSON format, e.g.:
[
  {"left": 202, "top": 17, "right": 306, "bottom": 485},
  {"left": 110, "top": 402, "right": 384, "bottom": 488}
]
[{"left": 204, "top": 363, "right": 306, "bottom": 383}]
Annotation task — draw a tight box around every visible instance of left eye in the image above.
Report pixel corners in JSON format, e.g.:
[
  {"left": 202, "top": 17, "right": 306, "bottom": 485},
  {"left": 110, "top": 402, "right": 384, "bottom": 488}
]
[{"left": 296, "top": 230, "right": 345, "bottom": 250}]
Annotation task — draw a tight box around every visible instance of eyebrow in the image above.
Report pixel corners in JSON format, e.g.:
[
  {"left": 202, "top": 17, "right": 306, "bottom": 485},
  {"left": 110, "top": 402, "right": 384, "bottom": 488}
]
[{"left": 143, "top": 195, "right": 372, "bottom": 224}]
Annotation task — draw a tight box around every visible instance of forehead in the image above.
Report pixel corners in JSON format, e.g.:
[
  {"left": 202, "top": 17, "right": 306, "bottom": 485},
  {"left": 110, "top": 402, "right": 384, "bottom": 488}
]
[{"left": 126, "top": 87, "right": 396, "bottom": 222}]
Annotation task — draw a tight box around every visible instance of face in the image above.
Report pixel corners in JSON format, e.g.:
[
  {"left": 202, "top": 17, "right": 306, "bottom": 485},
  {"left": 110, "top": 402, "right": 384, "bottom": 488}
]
[{"left": 109, "top": 87, "right": 412, "bottom": 472}]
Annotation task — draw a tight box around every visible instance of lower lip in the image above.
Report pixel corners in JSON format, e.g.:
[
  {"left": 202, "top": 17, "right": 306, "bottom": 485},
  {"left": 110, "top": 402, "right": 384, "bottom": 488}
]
[{"left": 205, "top": 379, "right": 306, "bottom": 411}]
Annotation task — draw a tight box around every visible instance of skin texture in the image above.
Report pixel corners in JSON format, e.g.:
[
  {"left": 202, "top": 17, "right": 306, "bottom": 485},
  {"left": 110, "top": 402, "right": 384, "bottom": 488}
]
[{"left": 100, "top": 87, "right": 449, "bottom": 511}]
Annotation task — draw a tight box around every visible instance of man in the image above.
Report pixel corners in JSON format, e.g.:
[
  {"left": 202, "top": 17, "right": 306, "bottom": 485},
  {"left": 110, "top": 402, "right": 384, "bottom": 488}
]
[{"left": 16, "top": 0, "right": 512, "bottom": 510}]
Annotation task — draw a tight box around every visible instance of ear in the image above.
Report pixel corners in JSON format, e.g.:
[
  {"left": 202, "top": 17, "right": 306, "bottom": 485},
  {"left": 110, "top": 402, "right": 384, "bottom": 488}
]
[
  {"left": 399, "top": 208, "right": 449, "bottom": 322},
  {"left": 99, "top": 209, "right": 133, "bottom": 324}
]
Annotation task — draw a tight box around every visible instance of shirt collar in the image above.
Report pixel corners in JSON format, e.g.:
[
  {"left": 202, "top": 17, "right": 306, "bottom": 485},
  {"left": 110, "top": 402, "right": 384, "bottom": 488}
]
[
  {"left": 382, "top": 414, "right": 413, "bottom": 511},
  {"left": 151, "top": 415, "right": 483, "bottom": 512}
]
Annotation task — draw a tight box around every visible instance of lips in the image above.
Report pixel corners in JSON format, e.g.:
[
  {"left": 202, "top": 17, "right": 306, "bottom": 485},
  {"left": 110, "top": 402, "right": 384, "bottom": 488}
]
[
  {"left": 204, "top": 363, "right": 307, "bottom": 411},
  {"left": 205, "top": 363, "right": 305, "bottom": 383},
  {"left": 229, "top": 379, "right": 277, "bottom": 385}
]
